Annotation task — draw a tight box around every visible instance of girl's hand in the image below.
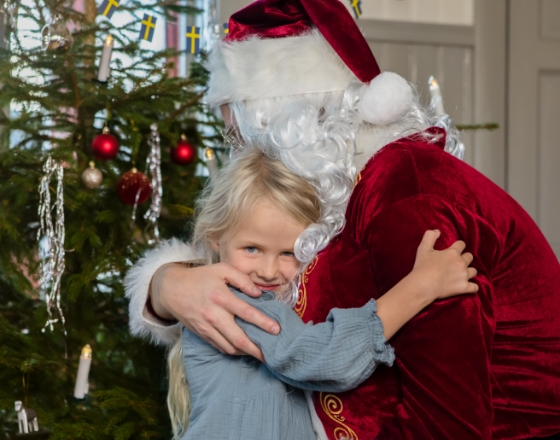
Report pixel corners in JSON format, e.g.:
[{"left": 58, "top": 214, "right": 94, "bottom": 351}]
[
  {"left": 411, "top": 230, "right": 479, "bottom": 302},
  {"left": 375, "top": 230, "right": 478, "bottom": 340}
]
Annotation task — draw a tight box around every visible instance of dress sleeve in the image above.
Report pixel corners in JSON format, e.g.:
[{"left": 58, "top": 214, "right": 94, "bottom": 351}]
[
  {"left": 233, "top": 290, "right": 395, "bottom": 393},
  {"left": 362, "top": 194, "right": 498, "bottom": 439},
  {"left": 124, "top": 238, "right": 198, "bottom": 346}
]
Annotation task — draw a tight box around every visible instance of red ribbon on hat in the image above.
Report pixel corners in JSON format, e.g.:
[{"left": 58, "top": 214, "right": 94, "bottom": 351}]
[{"left": 225, "top": 0, "right": 381, "bottom": 84}]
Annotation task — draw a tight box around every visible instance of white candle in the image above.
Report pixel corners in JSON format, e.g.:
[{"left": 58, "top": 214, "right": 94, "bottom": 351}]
[
  {"left": 74, "top": 344, "right": 92, "bottom": 399},
  {"left": 205, "top": 147, "right": 219, "bottom": 179},
  {"left": 428, "top": 76, "right": 446, "bottom": 116},
  {"left": 97, "top": 35, "right": 114, "bottom": 83}
]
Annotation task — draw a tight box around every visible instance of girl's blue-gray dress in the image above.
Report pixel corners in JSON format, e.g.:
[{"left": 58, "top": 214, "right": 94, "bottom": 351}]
[{"left": 181, "top": 288, "right": 395, "bottom": 440}]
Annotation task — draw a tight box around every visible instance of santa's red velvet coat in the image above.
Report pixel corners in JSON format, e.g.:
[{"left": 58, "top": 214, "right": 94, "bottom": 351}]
[{"left": 297, "top": 128, "right": 560, "bottom": 439}]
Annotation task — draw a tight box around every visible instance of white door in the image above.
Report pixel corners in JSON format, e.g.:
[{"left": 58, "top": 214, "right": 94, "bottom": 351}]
[{"left": 509, "top": 0, "right": 560, "bottom": 257}]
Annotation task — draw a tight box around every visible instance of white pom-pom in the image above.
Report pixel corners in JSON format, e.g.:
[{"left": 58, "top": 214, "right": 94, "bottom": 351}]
[{"left": 357, "top": 72, "right": 413, "bottom": 125}]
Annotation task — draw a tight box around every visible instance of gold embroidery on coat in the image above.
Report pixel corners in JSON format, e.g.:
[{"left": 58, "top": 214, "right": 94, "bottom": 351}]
[
  {"left": 355, "top": 171, "right": 362, "bottom": 187},
  {"left": 319, "top": 392, "right": 359, "bottom": 440},
  {"left": 319, "top": 393, "right": 359, "bottom": 440},
  {"left": 295, "top": 256, "right": 318, "bottom": 318}
]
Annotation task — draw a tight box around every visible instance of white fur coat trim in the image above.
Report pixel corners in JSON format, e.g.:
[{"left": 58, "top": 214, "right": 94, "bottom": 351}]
[
  {"left": 206, "top": 29, "right": 358, "bottom": 106},
  {"left": 124, "top": 239, "right": 198, "bottom": 346}
]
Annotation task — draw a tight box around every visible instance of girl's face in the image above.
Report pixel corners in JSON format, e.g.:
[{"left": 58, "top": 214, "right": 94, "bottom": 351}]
[{"left": 212, "top": 201, "right": 305, "bottom": 293}]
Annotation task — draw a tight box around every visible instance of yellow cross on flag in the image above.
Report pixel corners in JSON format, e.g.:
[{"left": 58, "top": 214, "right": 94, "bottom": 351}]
[
  {"left": 350, "top": 0, "right": 362, "bottom": 19},
  {"left": 186, "top": 26, "right": 201, "bottom": 54},
  {"left": 97, "top": 0, "right": 119, "bottom": 19},
  {"left": 139, "top": 14, "right": 157, "bottom": 42}
]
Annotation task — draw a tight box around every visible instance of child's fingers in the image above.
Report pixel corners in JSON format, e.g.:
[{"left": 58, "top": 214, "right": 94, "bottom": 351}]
[
  {"left": 466, "top": 281, "right": 479, "bottom": 293},
  {"left": 462, "top": 252, "right": 474, "bottom": 265},
  {"left": 467, "top": 267, "right": 477, "bottom": 280},
  {"left": 454, "top": 281, "right": 479, "bottom": 296},
  {"left": 418, "top": 229, "right": 441, "bottom": 252},
  {"left": 448, "top": 240, "right": 466, "bottom": 254}
]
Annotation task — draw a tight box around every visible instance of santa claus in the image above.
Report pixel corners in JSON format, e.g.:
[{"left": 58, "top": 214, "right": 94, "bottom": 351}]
[{"left": 125, "top": 0, "right": 560, "bottom": 438}]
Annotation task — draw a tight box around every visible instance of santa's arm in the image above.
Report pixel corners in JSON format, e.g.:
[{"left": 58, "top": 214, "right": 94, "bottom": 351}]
[
  {"left": 124, "top": 239, "right": 197, "bottom": 346},
  {"left": 364, "top": 195, "right": 497, "bottom": 439}
]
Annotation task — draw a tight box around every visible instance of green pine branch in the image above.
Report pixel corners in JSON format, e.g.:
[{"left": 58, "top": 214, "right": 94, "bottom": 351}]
[{"left": 0, "top": 0, "right": 219, "bottom": 437}]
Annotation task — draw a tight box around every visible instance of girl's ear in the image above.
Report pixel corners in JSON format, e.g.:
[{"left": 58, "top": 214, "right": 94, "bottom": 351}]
[{"left": 211, "top": 242, "right": 220, "bottom": 254}]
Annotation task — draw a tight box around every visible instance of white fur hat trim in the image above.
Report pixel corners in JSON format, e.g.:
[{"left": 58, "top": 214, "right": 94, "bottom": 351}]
[
  {"left": 206, "top": 29, "right": 357, "bottom": 106},
  {"left": 357, "top": 72, "right": 413, "bottom": 126}
]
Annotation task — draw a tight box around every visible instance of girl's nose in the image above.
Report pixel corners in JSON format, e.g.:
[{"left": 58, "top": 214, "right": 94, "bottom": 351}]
[{"left": 257, "top": 257, "right": 278, "bottom": 281}]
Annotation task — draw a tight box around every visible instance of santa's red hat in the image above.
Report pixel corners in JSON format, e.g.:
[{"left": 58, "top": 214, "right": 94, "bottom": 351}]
[{"left": 207, "top": 0, "right": 413, "bottom": 126}]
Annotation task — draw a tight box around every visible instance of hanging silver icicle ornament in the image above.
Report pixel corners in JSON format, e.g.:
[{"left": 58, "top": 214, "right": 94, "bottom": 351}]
[
  {"left": 143, "top": 123, "right": 162, "bottom": 243},
  {"left": 37, "top": 156, "right": 66, "bottom": 333}
]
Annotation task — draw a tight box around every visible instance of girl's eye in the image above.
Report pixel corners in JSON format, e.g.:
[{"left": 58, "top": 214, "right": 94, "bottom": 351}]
[
  {"left": 246, "top": 246, "right": 258, "bottom": 254},
  {"left": 281, "top": 251, "right": 295, "bottom": 257}
]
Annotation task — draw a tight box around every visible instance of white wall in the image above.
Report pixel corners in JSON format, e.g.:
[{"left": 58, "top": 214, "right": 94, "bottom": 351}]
[
  {"left": 343, "top": 0, "right": 473, "bottom": 25},
  {"left": 221, "top": 0, "right": 473, "bottom": 25}
]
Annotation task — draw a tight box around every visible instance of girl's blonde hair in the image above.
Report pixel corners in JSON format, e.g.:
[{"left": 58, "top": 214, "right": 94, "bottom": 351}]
[
  {"left": 167, "top": 147, "right": 320, "bottom": 439},
  {"left": 192, "top": 147, "right": 321, "bottom": 265}
]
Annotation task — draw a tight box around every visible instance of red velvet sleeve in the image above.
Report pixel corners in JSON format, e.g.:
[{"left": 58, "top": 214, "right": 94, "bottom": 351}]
[{"left": 363, "top": 194, "right": 499, "bottom": 439}]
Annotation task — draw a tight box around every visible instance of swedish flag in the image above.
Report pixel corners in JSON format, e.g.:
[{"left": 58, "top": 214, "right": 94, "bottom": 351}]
[
  {"left": 186, "top": 26, "right": 201, "bottom": 54},
  {"left": 223, "top": 23, "right": 229, "bottom": 35},
  {"left": 97, "top": 0, "right": 119, "bottom": 19},
  {"left": 350, "top": 0, "right": 362, "bottom": 19},
  {"left": 139, "top": 14, "right": 157, "bottom": 42}
]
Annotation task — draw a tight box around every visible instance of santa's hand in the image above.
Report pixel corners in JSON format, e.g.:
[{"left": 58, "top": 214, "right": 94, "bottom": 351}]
[
  {"left": 151, "top": 262, "right": 280, "bottom": 361},
  {"left": 412, "top": 230, "right": 479, "bottom": 301}
]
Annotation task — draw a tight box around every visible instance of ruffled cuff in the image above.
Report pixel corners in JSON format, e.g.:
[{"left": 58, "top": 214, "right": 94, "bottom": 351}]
[{"left": 366, "top": 299, "right": 396, "bottom": 367}]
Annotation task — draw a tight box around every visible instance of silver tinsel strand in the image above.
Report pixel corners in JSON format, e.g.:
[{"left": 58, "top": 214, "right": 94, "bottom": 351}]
[
  {"left": 37, "top": 156, "right": 66, "bottom": 333},
  {"left": 144, "top": 123, "right": 162, "bottom": 243}
]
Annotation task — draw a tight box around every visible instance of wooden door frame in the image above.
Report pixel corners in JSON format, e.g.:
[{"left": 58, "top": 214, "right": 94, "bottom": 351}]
[{"left": 473, "top": 0, "right": 507, "bottom": 189}]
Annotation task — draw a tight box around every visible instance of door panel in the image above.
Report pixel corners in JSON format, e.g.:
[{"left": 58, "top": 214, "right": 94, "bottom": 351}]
[
  {"left": 538, "top": 74, "right": 560, "bottom": 256},
  {"left": 509, "top": 0, "right": 560, "bottom": 258}
]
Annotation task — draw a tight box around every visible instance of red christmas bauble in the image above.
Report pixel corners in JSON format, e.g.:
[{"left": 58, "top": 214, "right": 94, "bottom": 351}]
[
  {"left": 117, "top": 168, "right": 151, "bottom": 205},
  {"left": 170, "top": 136, "right": 197, "bottom": 165},
  {"left": 92, "top": 127, "right": 119, "bottom": 161}
]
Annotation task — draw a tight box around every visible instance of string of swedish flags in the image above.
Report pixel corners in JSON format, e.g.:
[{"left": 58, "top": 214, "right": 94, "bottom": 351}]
[
  {"left": 96, "top": 0, "right": 360, "bottom": 48},
  {"left": 96, "top": 0, "right": 229, "bottom": 50}
]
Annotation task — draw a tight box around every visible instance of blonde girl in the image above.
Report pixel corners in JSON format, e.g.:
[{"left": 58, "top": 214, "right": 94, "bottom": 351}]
[{"left": 167, "top": 148, "right": 477, "bottom": 440}]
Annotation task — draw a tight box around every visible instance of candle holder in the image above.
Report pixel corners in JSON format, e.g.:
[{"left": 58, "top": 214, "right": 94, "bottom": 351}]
[
  {"left": 205, "top": 147, "right": 219, "bottom": 179},
  {"left": 97, "top": 35, "right": 114, "bottom": 83},
  {"left": 428, "top": 76, "right": 445, "bottom": 117},
  {"left": 74, "top": 344, "right": 92, "bottom": 399}
]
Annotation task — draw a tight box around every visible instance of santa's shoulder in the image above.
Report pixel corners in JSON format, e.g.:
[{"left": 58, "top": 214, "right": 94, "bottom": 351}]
[{"left": 352, "top": 128, "right": 474, "bottom": 210}]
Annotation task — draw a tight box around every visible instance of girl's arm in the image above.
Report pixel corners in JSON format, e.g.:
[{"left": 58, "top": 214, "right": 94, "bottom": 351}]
[
  {"left": 235, "top": 230, "right": 477, "bottom": 392},
  {"left": 234, "top": 290, "right": 392, "bottom": 393},
  {"left": 376, "top": 229, "right": 478, "bottom": 340}
]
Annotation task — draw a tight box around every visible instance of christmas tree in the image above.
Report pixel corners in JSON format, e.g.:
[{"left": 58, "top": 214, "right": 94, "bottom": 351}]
[{"left": 0, "top": 0, "right": 221, "bottom": 437}]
